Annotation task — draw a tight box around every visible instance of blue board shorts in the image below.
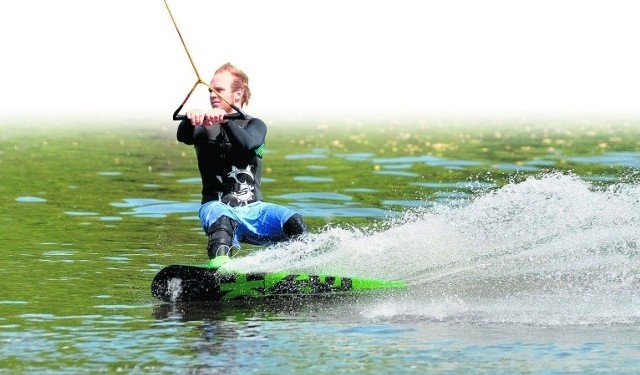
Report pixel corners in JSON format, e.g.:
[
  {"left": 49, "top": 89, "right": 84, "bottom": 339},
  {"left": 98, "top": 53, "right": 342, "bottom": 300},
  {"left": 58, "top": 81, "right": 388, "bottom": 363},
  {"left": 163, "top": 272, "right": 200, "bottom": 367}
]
[{"left": 199, "top": 201, "right": 298, "bottom": 246}]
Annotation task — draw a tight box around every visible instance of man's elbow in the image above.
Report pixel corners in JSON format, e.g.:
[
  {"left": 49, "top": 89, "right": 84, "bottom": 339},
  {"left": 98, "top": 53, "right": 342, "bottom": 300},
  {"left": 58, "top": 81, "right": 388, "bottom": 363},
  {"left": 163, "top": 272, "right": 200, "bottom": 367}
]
[{"left": 176, "top": 134, "right": 191, "bottom": 144}]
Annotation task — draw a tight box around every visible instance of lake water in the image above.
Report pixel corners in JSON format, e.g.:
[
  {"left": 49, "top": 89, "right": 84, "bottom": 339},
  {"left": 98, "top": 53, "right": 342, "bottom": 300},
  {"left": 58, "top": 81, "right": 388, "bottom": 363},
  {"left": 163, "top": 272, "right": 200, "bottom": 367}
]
[{"left": 1, "top": 120, "right": 639, "bottom": 373}]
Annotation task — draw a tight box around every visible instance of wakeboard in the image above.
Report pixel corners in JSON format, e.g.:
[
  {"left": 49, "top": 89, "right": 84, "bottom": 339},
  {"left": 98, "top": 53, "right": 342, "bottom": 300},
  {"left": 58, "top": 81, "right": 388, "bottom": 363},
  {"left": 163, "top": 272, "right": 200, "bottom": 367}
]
[{"left": 151, "top": 257, "right": 406, "bottom": 303}]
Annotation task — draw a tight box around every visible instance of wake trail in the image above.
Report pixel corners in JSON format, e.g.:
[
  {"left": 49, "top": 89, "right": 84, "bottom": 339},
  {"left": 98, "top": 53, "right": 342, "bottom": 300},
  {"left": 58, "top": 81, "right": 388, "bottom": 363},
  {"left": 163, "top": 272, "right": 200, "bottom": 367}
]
[{"left": 229, "top": 172, "right": 640, "bottom": 324}]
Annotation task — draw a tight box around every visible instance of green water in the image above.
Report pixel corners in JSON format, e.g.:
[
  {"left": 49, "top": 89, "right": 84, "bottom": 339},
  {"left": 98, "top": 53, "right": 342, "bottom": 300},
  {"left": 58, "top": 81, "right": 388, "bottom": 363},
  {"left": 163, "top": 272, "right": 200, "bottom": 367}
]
[{"left": 1, "top": 118, "right": 639, "bottom": 373}]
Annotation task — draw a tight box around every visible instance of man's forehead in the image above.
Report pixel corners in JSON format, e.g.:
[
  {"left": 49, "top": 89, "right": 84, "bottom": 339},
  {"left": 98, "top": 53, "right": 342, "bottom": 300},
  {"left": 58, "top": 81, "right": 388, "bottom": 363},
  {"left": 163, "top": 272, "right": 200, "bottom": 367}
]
[{"left": 212, "top": 71, "right": 234, "bottom": 86}]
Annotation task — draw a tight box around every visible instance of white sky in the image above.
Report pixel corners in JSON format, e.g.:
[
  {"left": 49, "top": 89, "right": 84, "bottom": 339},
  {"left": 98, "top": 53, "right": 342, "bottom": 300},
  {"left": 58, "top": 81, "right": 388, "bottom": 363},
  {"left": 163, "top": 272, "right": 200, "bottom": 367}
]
[{"left": 0, "top": 0, "right": 638, "bottom": 122}]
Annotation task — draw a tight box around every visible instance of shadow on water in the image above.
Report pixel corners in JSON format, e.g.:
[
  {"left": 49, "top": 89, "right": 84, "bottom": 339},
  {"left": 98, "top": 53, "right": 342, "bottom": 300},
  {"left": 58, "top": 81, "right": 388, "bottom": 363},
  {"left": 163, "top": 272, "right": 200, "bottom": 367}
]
[{"left": 151, "top": 293, "right": 394, "bottom": 323}]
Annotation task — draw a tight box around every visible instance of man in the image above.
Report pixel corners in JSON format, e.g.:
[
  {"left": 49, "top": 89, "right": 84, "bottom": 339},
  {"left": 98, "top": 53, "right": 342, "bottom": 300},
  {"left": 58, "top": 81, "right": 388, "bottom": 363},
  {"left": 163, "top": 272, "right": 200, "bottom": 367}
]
[{"left": 177, "top": 62, "right": 307, "bottom": 267}]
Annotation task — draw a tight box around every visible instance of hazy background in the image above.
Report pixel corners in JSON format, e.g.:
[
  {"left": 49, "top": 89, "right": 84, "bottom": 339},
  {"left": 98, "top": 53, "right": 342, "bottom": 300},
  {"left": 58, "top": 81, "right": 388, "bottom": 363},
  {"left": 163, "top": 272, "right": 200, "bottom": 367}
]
[{"left": 1, "top": 0, "right": 638, "bottom": 122}]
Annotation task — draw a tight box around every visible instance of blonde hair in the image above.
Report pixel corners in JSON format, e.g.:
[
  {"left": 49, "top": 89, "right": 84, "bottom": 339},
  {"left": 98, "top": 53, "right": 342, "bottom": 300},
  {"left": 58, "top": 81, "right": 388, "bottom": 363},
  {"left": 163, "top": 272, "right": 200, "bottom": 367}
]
[{"left": 215, "top": 62, "right": 252, "bottom": 107}]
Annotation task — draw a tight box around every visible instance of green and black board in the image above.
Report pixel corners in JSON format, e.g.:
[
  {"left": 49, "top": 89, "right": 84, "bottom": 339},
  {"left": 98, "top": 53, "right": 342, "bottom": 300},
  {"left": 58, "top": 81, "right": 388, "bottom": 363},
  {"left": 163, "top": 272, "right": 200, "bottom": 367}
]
[{"left": 152, "top": 257, "right": 406, "bottom": 302}]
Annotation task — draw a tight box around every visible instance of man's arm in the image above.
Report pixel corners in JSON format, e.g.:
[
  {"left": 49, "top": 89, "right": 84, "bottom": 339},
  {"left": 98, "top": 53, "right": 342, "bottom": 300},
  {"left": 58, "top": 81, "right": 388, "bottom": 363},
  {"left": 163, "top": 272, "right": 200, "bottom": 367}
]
[
  {"left": 176, "top": 119, "right": 195, "bottom": 145},
  {"left": 222, "top": 118, "right": 267, "bottom": 151}
]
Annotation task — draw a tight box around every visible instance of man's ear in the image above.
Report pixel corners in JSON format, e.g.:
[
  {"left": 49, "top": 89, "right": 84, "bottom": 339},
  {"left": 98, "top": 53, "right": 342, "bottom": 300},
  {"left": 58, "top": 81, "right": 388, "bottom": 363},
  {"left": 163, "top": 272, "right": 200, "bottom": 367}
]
[{"left": 233, "top": 89, "right": 244, "bottom": 104}]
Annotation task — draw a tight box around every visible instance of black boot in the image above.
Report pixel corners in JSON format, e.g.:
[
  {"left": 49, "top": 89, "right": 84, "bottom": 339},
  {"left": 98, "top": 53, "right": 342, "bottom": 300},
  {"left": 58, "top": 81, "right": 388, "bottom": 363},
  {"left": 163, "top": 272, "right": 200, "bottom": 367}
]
[
  {"left": 283, "top": 213, "right": 307, "bottom": 240},
  {"left": 206, "top": 216, "right": 237, "bottom": 260}
]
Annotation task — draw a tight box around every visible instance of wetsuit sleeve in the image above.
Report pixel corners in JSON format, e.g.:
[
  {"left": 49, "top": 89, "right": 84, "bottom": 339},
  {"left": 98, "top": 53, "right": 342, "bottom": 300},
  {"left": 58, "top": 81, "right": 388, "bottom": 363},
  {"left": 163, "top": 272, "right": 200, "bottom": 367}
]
[
  {"left": 222, "top": 118, "right": 267, "bottom": 151},
  {"left": 176, "top": 119, "right": 195, "bottom": 145}
]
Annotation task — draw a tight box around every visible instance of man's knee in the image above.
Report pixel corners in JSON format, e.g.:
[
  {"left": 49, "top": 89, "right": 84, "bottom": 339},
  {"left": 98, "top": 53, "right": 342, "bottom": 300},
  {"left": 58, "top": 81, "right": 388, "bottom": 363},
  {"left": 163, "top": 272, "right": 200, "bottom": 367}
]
[{"left": 283, "top": 213, "right": 307, "bottom": 240}]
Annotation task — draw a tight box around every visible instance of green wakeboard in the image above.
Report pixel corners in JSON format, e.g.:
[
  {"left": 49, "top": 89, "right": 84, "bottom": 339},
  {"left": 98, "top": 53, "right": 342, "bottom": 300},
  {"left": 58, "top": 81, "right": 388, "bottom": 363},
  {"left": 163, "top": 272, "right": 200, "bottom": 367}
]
[{"left": 151, "top": 256, "right": 406, "bottom": 302}]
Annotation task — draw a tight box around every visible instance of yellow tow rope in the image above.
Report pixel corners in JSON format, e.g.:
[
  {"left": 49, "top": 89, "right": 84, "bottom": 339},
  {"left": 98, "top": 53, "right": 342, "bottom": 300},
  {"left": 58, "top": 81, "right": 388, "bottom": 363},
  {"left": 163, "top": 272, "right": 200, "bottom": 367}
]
[{"left": 163, "top": 0, "right": 237, "bottom": 117}]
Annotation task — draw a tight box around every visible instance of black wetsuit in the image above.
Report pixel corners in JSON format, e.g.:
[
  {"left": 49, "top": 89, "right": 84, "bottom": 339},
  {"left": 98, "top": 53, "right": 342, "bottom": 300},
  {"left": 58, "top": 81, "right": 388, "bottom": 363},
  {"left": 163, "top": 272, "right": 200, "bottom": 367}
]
[{"left": 176, "top": 117, "right": 266, "bottom": 205}]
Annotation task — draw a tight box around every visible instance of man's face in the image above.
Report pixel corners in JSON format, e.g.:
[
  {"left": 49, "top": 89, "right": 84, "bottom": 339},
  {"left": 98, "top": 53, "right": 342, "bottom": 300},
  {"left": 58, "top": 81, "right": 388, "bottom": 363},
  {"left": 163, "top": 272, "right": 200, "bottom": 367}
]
[{"left": 209, "top": 71, "right": 239, "bottom": 112}]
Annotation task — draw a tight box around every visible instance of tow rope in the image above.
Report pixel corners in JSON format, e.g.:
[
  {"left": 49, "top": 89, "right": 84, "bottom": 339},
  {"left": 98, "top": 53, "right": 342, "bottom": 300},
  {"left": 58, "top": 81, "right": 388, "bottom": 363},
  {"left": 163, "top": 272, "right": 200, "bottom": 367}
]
[{"left": 162, "top": 0, "right": 245, "bottom": 120}]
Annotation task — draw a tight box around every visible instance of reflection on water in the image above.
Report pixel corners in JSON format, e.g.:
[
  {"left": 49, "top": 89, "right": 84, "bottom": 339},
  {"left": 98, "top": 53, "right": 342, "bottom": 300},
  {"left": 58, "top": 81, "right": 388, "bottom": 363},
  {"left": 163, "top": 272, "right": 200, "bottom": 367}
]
[
  {"left": 286, "top": 152, "right": 327, "bottom": 160},
  {"left": 110, "top": 198, "right": 199, "bottom": 218},
  {"left": 567, "top": 151, "right": 640, "bottom": 168},
  {"left": 491, "top": 162, "right": 540, "bottom": 172},
  {"left": 272, "top": 192, "right": 352, "bottom": 201},
  {"left": 15, "top": 196, "right": 47, "bottom": 203},
  {"left": 374, "top": 170, "right": 420, "bottom": 177},
  {"left": 293, "top": 176, "right": 334, "bottom": 182}
]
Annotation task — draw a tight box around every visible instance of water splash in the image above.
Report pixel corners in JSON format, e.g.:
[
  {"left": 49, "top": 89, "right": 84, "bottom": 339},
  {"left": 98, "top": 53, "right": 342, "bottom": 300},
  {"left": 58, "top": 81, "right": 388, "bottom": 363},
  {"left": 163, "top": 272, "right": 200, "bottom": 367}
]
[
  {"left": 167, "top": 278, "right": 183, "bottom": 304},
  {"left": 230, "top": 172, "right": 640, "bottom": 325}
]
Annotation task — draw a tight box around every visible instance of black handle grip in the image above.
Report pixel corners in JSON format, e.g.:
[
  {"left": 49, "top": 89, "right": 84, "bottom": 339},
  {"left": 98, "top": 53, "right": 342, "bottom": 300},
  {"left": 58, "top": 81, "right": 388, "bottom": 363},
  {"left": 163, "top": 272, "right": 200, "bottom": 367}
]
[
  {"left": 174, "top": 112, "right": 245, "bottom": 121},
  {"left": 171, "top": 87, "right": 247, "bottom": 121}
]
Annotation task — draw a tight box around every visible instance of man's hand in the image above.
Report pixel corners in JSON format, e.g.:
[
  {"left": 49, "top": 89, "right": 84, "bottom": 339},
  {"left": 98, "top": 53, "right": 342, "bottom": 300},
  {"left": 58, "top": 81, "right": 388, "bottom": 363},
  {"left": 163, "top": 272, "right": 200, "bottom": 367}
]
[{"left": 186, "top": 108, "right": 227, "bottom": 127}]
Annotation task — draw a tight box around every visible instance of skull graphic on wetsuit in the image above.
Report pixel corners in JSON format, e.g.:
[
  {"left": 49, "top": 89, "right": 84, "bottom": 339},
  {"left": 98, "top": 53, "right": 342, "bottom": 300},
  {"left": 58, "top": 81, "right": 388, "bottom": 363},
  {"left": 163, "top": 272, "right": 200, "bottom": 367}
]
[{"left": 220, "top": 165, "right": 255, "bottom": 206}]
